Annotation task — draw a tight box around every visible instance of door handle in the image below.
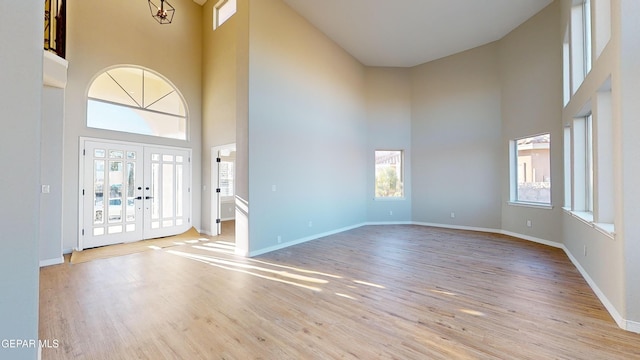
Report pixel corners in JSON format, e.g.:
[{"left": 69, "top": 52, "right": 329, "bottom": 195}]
[
  {"left": 145, "top": 196, "right": 154, "bottom": 200},
  {"left": 135, "top": 196, "right": 143, "bottom": 200}
]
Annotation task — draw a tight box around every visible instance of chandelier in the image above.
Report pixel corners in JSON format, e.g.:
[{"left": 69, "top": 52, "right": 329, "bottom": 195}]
[{"left": 148, "top": 0, "right": 175, "bottom": 24}]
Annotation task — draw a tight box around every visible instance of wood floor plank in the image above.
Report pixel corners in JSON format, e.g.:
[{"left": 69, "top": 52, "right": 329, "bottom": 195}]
[{"left": 39, "top": 225, "right": 640, "bottom": 359}]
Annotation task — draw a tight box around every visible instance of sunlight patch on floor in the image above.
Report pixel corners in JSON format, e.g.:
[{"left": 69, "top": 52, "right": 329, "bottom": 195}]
[
  {"left": 353, "top": 280, "right": 385, "bottom": 289},
  {"left": 166, "top": 250, "right": 324, "bottom": 292}
]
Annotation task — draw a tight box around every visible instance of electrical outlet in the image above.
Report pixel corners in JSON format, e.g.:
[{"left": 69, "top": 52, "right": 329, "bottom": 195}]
[
  {"left": 272, "top": 185, "right": 277, "bottom": 192},
  {"left": 584, "top": 245, "right": 587, "bottom": 256},
  {"left": 389, "top": 210, "right": 393, "bottom": 216},
  {"left": 526, "top": 220, "right": 532, "bottom": 227},
  {"left": 277, "top": 236, "right": 282, "bottom": 244},
  {"left": 450, "top": 212, "right": 455, "bottom": 219},
  {"left": 308, "top": 221, "right": 313, "bottom": 228}
]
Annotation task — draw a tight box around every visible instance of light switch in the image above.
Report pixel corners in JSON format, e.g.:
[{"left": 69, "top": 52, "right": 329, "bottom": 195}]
[{"left": 41, "top": 185, "right": 50, "bottom": 194}]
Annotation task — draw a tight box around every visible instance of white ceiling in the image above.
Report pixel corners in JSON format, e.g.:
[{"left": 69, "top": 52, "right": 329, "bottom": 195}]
[{"left": 282, "top": 0, "right": 553, "bottom": 67}]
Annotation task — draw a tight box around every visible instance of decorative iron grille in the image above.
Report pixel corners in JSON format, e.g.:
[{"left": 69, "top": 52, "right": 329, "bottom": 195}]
[{"left": 44, "top": 0, "right": 66, "bottom": 58}]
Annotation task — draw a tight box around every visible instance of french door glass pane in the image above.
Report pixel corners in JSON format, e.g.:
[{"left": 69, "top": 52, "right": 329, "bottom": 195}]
[
  {"left": 126, "top": 162, "right": 136, "bottom": 221},
  {"left": 151, "top": 163, "right": 160, "bottom": 220},
  {"left": 94, "top": 160, "right": 105, "bottom": 224},
  {"left": 110, "top": 150, "right": 124, "bottom": 159},
  {"left": 163, "top": 163, "right": 174, "bottom": 218},
  {"left": 176, "top": 164, "right": 183, "bottom": 217},
  {"left": 108, "top": 161, "right": 123, "bottom": 223}
]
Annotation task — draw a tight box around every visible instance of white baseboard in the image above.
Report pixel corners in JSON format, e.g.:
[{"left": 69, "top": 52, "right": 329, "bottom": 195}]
[
  {"left": 249, "top": 222, "right": 367, "bottom": 257},
  {"left": 364, "top": 221, "right": 414, "bottom": 226},
  {"left": 40, "top": 256, "right": 64, "bottom": 267},
  {"left": 499, "top": 230, "right": 563, "bottom": 249},
  {"left": 626, "top": 319, "right": 640, "bottom": 334},
  {"left": 411, "top": 221, "right": 501, "bottom": 234},
  {"left": 562, "top": 246, "right": 628, "bottom": 331}
]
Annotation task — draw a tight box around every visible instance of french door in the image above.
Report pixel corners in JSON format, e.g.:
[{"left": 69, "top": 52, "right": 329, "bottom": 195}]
[{"left": 81, "top": 139, "right": 191, "bottom": 249}]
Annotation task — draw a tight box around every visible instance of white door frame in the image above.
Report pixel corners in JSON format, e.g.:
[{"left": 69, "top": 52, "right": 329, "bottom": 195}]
[
  {"left": 211, "top": 143, "right": 236, "bottom": 235},
  {"left": 78, "top": 137, "right": 192, "bottom": 250}
]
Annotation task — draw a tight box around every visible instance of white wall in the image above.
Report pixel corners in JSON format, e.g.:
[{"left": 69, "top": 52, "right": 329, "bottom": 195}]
[
  {"left": 246, "top": 0, "right": 368, "bottom": 254},
  {"left": 617, "top": 0, "right": 640, "bottom": 328},
  {"left": 40, "top": 85, "right": 65, "bottom": 265},
  {"left": 62, "top": 0, "right": 203, "bottom": 251},
  {"left": 201, "top": 0, "right": 239, "bottom": 234},
  {"left": 499, "top": 1, "right": 563, "bottom": 243},
  {"left": 365, "top": 68, "right": 413, "bottom": 223},
  {"left": 410, "top": 43, "right": 503, "bottom": 229},
  {"left": 0, "top": 1, "right": 42, "bottom": 358}
]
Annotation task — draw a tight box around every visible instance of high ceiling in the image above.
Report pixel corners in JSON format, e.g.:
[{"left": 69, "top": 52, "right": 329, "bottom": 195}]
[{"left": 282, "top": 0, "right": 554, "bottom": 67}]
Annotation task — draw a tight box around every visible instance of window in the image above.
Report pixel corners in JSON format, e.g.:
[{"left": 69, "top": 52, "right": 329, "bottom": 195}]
[
  {"left": 594, "top": 82, "right": 614, "bottom": 224},
  {"left": 583, "top": 0, "right": 592, "bottom": 74},
  {"left": 213, "top": 0, "right": 236, "bottom": 30},
  {"left": 565, "top": 86, "right": 615, "bottom": 235},
  {"left": 510, "top": 134, "right": 551, "bottom": 205},
  {"left": 219, "top": 152, "right": 235, "bottom": 199},
  {"left": 564, "top": 126, "right": 572, "bottom": 208},
  {"left": 563, "top": 27, "right": 571, "bottom": 106},
  {"left": 570, "top": 0, "right": 592, "bottom": 94},
  {"left": 573, "top": 114, "right": 593, "bottom": 213},
  {"left": 375, "top": 150, "right": 403, "bottom": 198},
  {"left": 87, "top": 66, "right": 187, "bottom": 140}
]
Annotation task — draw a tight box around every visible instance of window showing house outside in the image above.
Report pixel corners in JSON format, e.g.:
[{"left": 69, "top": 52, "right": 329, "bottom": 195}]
[
  {"left": 87, "top": 66, "right": 187, "bottom": 140},
  {"left": 513, "top": 134, "right": 551, "bottom": 204},
  {"left": 375, "top": 150, "right": 403, "bottom": 198}
]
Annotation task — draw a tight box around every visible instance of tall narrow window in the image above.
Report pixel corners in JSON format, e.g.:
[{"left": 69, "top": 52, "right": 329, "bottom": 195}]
[
  {"left": 563, "top": 28, "right": 571, "bottom": 106},
  {"left": 572, "top": 114, "right": 593, "bottom": 213},
  {"left": 375, "top": 150, "right": 404, "bottom": 198},
  {"left": 583, "top": 0, "right": 592, "bottom": 74},
  {"left": 87, "top": 66, "right": 187, "bottom": 140},
  {"left": 564, "top": 126, "right": 572, "bottom": 208},
  {"left": 510, "top": 134, "right": 551, "bottom": 205},
  {"left": 213, "top": 0, "right": 236, "bottom": 30},
  {"left": 594, "top": 83, "right": 614, "bottom": 224},
  {"left": 586, "top": 114, "right": 594, "bottom": 212},
  {"left": 570, "top": 0, "right": 592, "bottom": 93}
]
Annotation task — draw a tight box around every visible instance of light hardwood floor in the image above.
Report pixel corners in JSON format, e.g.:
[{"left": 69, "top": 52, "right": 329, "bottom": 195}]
[{"left": 39, "top": 225, "right": 640, "bottom": 359}]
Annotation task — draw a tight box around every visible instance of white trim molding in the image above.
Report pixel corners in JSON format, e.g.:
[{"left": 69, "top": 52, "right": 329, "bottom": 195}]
[
  {"left": 248, "top": 223, "right": 367, "bottom": 257},
  {"left": 39, "top": 256, "right": 64, "bottom": 267},
  {"left": 562, "top": 247, "right": 627, "bottom": 330},
  {"left": 43, "top": 50, "right": 68, "bottom": 88}
]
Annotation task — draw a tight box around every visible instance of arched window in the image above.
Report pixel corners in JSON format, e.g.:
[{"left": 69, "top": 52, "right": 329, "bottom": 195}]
[{"left": 87, "top": 66, "right": 187, "bottom": 140}]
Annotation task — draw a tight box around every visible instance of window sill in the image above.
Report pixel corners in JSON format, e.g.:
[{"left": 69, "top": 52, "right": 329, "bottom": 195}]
[
  {"left": 564, "top": 210, "right": 615, "bottom": 239},
  {"left": 507, "top": 201, "right": 553, "bottom": 210},
  {"left": 374, "top": 197, "right": 406, "bottom": 201},
  {"left": 571, "top": 211, "right": 594, "bottom": 224},
  {"left": 594, "top": 222, "right": 615, "bottom": 239}
]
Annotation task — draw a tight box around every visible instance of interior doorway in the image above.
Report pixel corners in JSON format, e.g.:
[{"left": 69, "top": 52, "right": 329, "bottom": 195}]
[
  {"left": 79, "top": 138, "right": 192, "bottom": 249},
  {"left": 211, "top": 144, "right": 236, "bottom": 237}
]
